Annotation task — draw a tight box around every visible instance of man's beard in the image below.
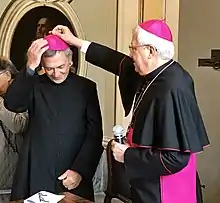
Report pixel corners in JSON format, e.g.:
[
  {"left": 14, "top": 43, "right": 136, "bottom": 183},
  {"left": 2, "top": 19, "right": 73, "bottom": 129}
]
[{"left": 47, "top": 74, "right": 68, "bottom": 84}]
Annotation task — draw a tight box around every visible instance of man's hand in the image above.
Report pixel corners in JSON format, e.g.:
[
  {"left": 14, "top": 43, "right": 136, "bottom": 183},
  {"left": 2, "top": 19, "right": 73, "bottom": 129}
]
[
  {"left": 26, "top": 39, "right": 49, "bottom": 70},
  {"left": 58, "top": 169, "right": 82, "bottom": 190},
  {"left": 111, "top": 140, "right": 130, "bottom": 163},
  {"left": 51, "top": 25, "right": 83, "bottom": 48}
]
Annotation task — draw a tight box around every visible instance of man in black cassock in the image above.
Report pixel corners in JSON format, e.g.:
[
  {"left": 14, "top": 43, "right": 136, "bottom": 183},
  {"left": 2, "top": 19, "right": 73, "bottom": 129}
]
[
  {"left": 4, "top": 35, "right": 103, "bottom": 201},
  {"left": 51, "top": 19, "right": 210, "bottom": 203}
]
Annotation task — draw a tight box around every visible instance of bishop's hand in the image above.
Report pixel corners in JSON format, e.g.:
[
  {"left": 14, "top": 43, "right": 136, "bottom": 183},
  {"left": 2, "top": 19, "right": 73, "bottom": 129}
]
[
  {"left": 26, "top": 38, "right": 49, "bottom": 70},
  {"left": 111, "top": 140, "right": 130, "bottom": 163},
  {"left": 51, "top": 25, "right": 83, "bottom": 48},
  {"left": 58, "top": 169, "right": 82, "bottom": 190}
]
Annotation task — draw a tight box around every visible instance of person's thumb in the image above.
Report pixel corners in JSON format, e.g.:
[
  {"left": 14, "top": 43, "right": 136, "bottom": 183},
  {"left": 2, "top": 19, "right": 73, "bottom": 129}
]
[
  {"left": 51, "top": 30, "right": 63, "bottom": 38},
  {"left": 58, "top": 170, "right": 68, "bottom": 180}
]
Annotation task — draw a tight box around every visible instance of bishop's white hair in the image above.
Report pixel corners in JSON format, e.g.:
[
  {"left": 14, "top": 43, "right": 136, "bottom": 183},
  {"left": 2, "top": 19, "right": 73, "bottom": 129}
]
[{"left": 135, "top": 26, "right": 174, "bottom": 60}]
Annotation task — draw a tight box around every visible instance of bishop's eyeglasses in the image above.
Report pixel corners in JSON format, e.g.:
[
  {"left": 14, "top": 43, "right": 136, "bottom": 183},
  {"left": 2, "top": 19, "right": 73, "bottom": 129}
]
[{"left": 129, "top": 44, "right": 157, "bottom": 52}]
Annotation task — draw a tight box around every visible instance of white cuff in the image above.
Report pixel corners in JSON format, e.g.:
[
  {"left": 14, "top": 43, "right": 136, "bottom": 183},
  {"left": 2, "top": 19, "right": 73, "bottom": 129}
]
[{"left": 80, "top": 41, "right": 91, "bottom": 54}]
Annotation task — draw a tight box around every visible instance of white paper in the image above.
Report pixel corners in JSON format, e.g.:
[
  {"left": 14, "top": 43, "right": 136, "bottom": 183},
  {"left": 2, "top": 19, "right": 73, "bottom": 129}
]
[{"left": 24, "top": 191, "right": 65, "bottom": 203}]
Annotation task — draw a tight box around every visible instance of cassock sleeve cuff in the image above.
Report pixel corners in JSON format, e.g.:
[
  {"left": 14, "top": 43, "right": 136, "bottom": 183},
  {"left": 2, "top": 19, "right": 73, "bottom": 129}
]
[
  {"left": 80, "top": 41, "right": 92, "bottom": 54},
  {"left": 26, "top": 67, "right": 35, "bottom": 76},
  {"left": 124, "top": 148, "right": 190, "bottom": 181},
  {"left": 124, "top": 148, "right": 171, "bottom": 181}
]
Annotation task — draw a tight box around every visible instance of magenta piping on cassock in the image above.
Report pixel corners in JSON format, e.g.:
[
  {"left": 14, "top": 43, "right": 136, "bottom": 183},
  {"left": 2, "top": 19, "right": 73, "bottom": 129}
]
[
  {"left": 159, "top": 152, "right": 172, "bottom": 174},
  {"left": 128, "top": 144, "right": 209, "bottom": 153},
  {"left": 127, "top": 127, "right": 209, "bottom": 153},
  {"left": 127, "top": 127, "right": 203, "bottom": 203}
]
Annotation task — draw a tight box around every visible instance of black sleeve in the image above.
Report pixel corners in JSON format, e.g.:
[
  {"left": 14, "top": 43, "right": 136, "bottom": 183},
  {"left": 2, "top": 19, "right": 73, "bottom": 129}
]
[
  {"left": 71, "top": 83, "right": 104, "bottom": 180},
  {"left": 86, "top": 42, "right": 133, "bottom": 76},
  {"left": 124, "top": 148, "right": 190, "bottom": 181},
  {"left": 86, "top": 42, "right": 141, "bottom": 116},
  {"left": 4, "top": 68, "right": 36, "bottom": 113}
]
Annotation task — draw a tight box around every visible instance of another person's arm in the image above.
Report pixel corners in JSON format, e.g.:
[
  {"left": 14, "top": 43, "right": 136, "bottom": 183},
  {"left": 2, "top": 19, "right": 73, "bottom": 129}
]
[
  {"left": 4, "top": 68, "right": 36, "bottom": 113},
  {"left": 0, "top": 97, "right": 28, "bottom": 133}
]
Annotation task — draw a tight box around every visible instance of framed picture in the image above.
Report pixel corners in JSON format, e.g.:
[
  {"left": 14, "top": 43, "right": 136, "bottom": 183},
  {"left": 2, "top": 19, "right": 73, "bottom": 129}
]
[
  {"left": 10, "top": 6, "right": 78, "bottom": 72},
  {"left": 0, "top": 0, "right": 87, "bottom": 76}
]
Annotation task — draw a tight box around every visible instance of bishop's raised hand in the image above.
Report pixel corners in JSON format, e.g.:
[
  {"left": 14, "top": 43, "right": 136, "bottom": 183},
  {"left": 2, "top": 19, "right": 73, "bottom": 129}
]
[{"left": 51, "top": 25, "right": 83, "bottom": 48}]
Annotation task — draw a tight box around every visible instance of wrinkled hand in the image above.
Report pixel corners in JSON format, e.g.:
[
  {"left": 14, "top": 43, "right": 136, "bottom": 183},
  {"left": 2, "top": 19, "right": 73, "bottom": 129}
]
[
  {"left": 27, "top": 39, "right": 49, "bottom": 70},
  {"left": 58, "top": 169, "right": 82, "bottom": 190},
  {"left": 111, "top": 140, "right": 129, "bottom": 163},
  {"left": 51, "top": 25, "right": 83, "bottom": 48}
]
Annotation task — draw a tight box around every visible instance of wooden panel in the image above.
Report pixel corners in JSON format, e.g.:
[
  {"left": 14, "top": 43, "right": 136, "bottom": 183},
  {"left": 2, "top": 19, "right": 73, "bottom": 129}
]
[{"left": 143, "top": 0, "right": 164, "bottom": 21}]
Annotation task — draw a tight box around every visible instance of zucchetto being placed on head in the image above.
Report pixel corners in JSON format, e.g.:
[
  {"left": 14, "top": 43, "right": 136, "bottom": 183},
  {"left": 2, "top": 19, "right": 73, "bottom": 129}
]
[
  {"left": 136, "top": 19, "right": 174, "bottom": 59},
  {"left": 44, "top": 34, "right": 69, "bottom": 51}
]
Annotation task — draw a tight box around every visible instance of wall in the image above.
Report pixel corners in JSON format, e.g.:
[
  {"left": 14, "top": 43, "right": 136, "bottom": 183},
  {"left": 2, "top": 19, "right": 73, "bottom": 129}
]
[
  {"left": 143, "top": 0, "right": 164, "bottom": 20},
  {"left": 179, "top": 0, "right": 220, "bottom": 202},
  {"left": 0, "top": 1, "right": 8, "bottom": 16}
]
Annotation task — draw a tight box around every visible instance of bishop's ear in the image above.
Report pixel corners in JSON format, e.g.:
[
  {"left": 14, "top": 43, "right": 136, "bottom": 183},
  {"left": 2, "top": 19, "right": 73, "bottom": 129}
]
[
  {"left": 69, "top": 61, "right": 73, "bottom": 67},
  {"left": 149, "top": 45, "right": 157, "bottom": 58},
  {"left": 69, "top": 61, "right": 76, "bottom": 73}
]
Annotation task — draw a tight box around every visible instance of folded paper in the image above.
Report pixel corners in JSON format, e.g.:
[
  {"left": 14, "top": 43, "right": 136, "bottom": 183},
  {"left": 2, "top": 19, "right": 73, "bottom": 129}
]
[{"left": 24, "top": 191, "right": 65, "bottom": 203}]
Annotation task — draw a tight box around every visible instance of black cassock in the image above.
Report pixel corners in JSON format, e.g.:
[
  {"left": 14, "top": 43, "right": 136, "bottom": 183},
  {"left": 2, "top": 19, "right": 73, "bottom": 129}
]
[
  {"left": 85, "top": 43, "right": 210, "bottom": 203},
  {"left": 4, "top": 69, "right": 103, "bottom": 201}
]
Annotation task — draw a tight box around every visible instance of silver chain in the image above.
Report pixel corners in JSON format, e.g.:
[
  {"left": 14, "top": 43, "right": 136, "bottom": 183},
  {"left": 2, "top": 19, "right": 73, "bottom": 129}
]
[{"left": 132, "top": 60, "right": 175, "bottom": 117}]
